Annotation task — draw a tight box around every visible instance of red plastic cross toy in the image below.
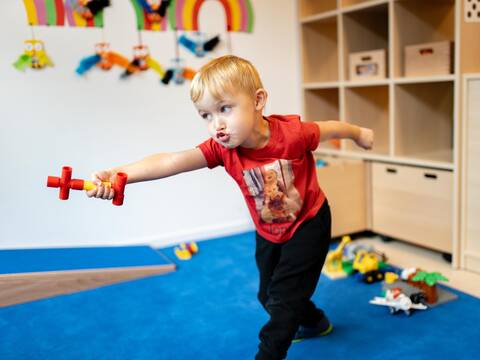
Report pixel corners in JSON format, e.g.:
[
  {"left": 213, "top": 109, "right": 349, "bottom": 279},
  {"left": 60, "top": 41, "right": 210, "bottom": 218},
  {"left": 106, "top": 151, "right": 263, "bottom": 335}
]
[{"left": 47, "top": 166, "right": 128, "bottom": 206}]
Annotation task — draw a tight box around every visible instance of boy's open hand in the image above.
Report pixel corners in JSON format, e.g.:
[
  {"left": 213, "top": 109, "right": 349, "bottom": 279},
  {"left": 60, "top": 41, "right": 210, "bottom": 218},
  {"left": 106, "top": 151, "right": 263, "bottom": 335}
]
[
  {"left": 86, "top": 170, "right": 116, "bottom": 200},
  {"left": 355, "top": 127, "right": 374, "bottom": 150}
]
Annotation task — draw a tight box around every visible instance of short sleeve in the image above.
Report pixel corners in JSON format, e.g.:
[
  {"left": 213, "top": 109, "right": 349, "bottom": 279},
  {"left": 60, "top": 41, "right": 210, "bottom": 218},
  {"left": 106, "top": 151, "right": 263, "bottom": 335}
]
[
  {"left": 300, "top": 121, "right": 320, "bottom": 151},
  {"left": 197, "top": 138, "right": 224, "bottom": 169}
]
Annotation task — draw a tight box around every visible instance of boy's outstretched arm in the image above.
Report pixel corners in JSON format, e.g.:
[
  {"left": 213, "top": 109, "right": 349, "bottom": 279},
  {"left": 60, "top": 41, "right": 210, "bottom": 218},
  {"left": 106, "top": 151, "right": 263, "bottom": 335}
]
[
  {"left": 314, "top": 120, "right": 374, "bottom": 150},
  {"left": 86, "top": 148, "right": 208, "bottom": 199},
  {"left": 113, "top": 148, "right": 208, "bottom": 184}
]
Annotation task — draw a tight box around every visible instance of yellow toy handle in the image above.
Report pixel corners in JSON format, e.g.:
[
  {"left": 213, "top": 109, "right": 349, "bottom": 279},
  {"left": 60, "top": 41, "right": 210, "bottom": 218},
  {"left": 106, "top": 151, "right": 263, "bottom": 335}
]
[{"left": 83, "top": 181, "right": 112, "bottom": 191}]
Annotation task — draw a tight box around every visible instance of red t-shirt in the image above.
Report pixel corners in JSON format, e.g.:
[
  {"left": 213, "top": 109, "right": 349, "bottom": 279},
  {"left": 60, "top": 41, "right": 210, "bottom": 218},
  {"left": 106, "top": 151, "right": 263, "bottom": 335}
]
[{"left": 197, "top": 114, "right": 326, "bottom": 243}]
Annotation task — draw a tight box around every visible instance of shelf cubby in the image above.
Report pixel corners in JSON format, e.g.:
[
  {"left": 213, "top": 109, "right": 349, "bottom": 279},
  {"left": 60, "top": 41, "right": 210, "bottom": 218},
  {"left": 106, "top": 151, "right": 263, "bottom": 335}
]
[
  {"left": 341, "top": 0, "right": 386, "bottom": 10},
  {"left": 304, "top": 88, "right": 341, "bottom": 150},
  {"left": 393, "top": 0, "right": 455, "bottom": 78},
  {"left": 394, "top": 81, "right": 454, "bottom": 164},
  {"left": 342, "top": 3, "right": 389, "bottom": 81},
  {"left": 299, "top": 0, "right": 337, "bottom": 19},
  {"left": 301, "top": 17, "right": 339, "bottom": 83},
  {"left": 344, "top": 85, "right": 390, "bottom": 155}
]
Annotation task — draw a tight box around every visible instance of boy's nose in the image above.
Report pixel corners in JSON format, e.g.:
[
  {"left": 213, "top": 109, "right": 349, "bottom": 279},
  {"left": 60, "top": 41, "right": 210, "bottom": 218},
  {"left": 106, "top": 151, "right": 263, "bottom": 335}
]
[{"left": 215, "top": 119, "right": 226, "bottom": 131}]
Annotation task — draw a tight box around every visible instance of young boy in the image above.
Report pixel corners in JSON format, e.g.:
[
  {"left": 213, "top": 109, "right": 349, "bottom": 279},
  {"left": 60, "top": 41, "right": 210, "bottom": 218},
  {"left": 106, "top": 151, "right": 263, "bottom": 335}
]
[{"left": 87, "top": 55, "right": 374, "bottom": 360}]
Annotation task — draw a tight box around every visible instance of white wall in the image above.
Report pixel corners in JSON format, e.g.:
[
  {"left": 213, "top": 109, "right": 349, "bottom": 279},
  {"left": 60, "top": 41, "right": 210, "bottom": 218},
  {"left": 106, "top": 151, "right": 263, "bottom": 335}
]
[{"left": 0, "top": 0, "right": 300, "bottom": 249}]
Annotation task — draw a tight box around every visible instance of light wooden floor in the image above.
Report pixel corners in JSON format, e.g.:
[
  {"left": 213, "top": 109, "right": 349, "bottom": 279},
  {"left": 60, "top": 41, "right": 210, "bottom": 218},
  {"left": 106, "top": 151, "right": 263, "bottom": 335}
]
[{"left": 353, "top": 236, "right": 480, "bottom": 298}]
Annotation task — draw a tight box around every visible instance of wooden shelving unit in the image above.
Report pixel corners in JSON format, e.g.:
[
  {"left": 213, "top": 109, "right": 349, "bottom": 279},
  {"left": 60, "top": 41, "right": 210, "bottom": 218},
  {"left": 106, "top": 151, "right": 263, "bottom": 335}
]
[
  {"left": 299, "top": 0, "right": 458, "bottom": 170},
  {"left": 298, "top": 0, "right": 463, "bottom": 263}
]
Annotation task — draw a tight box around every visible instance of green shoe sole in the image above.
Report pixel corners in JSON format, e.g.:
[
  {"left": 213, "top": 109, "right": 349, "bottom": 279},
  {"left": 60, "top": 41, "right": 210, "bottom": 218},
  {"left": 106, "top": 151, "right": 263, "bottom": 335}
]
[{"left": 292, "top": 323, "right": 333, "bottom": 343}]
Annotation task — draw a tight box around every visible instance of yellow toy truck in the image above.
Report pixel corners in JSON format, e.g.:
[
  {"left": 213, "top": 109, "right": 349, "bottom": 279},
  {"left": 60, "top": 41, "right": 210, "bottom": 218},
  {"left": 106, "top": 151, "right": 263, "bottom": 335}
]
[{"left": 353, "top": 249, "right": 386, "bottom": 284}]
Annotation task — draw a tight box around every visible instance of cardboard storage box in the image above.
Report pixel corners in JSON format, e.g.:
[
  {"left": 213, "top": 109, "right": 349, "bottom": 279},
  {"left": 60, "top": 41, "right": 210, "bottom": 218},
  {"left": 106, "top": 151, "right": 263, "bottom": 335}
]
[
  {"left": 405, "top": 41, "right": 453, "bottom": 77},
  {"left": 349, "top": 49, "right": 386, "bottom": 81}
]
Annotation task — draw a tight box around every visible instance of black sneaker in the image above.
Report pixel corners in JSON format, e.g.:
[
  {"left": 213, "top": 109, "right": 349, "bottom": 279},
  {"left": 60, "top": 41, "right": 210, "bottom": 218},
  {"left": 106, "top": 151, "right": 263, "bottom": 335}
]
[{"left": 292, "top": 315, "right": 333, "bottom": 343}]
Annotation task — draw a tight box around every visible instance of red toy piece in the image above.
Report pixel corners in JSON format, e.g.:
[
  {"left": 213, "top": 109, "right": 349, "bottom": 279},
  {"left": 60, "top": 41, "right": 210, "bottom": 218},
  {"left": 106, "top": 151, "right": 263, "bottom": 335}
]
[{"left": 47, "top": 166, "right": 128, "bottom": 206}]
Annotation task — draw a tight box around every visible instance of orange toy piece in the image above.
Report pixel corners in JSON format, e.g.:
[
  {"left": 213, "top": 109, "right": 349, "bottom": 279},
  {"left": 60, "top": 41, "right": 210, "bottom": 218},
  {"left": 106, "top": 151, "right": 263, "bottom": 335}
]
[
  {"left": 47, "top": 166, "right": 128, "bottom": 206},
  {"left": 182, "top": 67, "right": 196, "bottom": 80}
]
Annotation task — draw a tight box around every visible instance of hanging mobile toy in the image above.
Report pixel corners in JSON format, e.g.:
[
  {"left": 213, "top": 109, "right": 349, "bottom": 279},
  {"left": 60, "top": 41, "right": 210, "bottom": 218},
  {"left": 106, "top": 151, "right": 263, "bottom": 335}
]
[
  {"left": 13, "top": 39, "right": 54, "bottom": 71},
  {"left": 120, "top": 44, "right": 165, "bottom": 79},
  {"left": 167, "top": 0, "right": 255, "bottom": 54},
  {"left": 15, "top": 0, "right": 67, "bottom": 71},
  {"left": 76, "top": 42, "right": 130, "bottom": 75},
  {"left": 178, "top": 32, "right": 220, "bottom": 58},
  {"left": 72, "top": 0, "right": 110, "bottom": 19},
  {"left": 69, "top": 0, "right": 111, "bottom": 20},
  {"left": 161, "top": 57, "right": 196, "bottom": 85},
  {"left": 137, "top": 0, "right": 171, "bottom": 24}
]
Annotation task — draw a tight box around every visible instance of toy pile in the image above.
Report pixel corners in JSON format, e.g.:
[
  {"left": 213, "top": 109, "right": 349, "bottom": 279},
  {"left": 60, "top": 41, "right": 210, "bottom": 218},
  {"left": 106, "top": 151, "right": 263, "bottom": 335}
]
[{"left": 323, "top": 236, "right": 456, "bottom": 317}]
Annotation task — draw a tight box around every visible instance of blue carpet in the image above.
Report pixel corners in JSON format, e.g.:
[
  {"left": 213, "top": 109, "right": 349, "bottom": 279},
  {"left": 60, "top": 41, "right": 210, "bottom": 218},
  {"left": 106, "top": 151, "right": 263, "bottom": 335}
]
[
  {"left": 0, "top": 232, "right": 479, "bottom": 359},
  {"left": 0, "top": 246, "right": 171, "bottom": 274}
]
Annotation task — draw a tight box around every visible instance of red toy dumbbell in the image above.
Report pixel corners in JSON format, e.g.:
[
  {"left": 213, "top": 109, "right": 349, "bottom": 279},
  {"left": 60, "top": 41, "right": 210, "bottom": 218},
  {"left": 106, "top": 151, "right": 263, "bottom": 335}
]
[{"left": 47, "top": 166, "right": 128, "bottom": 206}]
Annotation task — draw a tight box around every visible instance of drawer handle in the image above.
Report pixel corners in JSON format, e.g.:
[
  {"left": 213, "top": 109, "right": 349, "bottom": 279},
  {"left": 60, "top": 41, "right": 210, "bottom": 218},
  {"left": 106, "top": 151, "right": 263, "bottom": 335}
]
[
  {"left": 424, "top": 173, "right": 438, "bottom": 180},
  {"left": 386, "top": 168, "right": 397, "bottom": 174},
  {"left": 419, "top": 48, "right": 434, "bottom": 56},
  {"left": 361, "top": 56, "right": 372, "bottom": 61}
]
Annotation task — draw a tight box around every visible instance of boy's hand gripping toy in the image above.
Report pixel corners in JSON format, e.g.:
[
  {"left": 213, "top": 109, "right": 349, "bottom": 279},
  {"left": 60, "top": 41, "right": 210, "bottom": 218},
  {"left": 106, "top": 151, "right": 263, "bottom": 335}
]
[{"left": 47, "top": 166, "right": 128, "bottom": 206}]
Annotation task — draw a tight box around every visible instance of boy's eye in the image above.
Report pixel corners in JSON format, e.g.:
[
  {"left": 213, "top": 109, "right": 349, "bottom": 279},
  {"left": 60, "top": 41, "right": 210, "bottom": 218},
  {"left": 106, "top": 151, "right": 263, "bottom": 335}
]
[
  {"left": 220, "top": 105, "right": 232, "bottom": 113},
  {"left": 201, "top": 113, "right": 212, "bottom": 121}
]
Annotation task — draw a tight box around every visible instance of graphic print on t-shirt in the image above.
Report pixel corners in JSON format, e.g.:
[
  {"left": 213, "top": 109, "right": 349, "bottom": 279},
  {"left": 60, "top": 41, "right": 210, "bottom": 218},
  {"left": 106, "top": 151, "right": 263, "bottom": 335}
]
[{"left": 243, "top": 160, "right": 302, "bottom": 224}]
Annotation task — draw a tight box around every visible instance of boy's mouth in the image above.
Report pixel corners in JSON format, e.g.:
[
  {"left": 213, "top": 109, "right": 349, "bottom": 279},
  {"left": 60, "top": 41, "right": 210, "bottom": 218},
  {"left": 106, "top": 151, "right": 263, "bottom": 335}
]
[{"left": 216, "top": 132, "right": 230, "bottom": 143}]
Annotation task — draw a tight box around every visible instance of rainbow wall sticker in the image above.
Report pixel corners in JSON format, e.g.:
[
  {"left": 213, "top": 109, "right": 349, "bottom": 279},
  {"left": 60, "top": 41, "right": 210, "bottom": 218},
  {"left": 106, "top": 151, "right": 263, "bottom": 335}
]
[
  {"left": 168, "top": 0, "right": 254, "bottom": 32},
  {"left": 130, "top": 0, "right": 168, "bottom": 31},
  {"left": 64, "top": 0, "right": 105, "bottom": 28},
  {"left": 23, "top": 0, "right": 65, "bottom": 26}
]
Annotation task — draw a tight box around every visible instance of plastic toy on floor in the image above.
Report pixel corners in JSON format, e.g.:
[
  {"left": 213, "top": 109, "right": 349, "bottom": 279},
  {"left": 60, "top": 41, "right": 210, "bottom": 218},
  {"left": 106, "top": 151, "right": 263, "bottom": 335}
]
[
  {"left": 76, "top": 42, "right": 130, "bottom": 75},
  {"left": 174, "top": 242, "right": 199, "bottom": 261},
  {"left": 370, "top": 287, "right": 428, "bottom": 316},
  {"left": 323, "top": 235, "right": 351, "bottom": 278},
  {"left": 47, "top": 166, "right": 128, "bottom": 206},
  {"left": 403, "top": 268, "right": 449, "bottom": 304},
  {"left": 13, "top": 39, "right": 54, "bottom": 71},
  {"left": 352, "top": 249, "right": 388, "bottom": 284}
]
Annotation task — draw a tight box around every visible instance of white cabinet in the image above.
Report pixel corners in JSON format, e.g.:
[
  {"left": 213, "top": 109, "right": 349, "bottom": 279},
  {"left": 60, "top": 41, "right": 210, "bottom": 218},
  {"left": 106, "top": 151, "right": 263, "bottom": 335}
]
[{"left": 461, "top": 75, "right": 480, "bottom": 273}]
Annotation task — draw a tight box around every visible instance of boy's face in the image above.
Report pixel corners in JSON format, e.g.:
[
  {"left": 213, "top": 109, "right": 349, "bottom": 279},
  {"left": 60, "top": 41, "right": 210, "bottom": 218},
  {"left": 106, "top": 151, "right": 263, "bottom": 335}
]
[{"left": 194, "top": 89, "right": 258, "bottom": 149}]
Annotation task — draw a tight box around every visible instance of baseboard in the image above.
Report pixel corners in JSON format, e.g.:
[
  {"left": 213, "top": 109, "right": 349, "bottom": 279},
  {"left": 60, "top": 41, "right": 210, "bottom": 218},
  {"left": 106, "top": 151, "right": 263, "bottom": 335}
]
[
  {"left": 0, "top": 220, "right": 255, "bottom": 250},
  {"left": 147, "top": 219, "right": 255, "bottom": 248}
]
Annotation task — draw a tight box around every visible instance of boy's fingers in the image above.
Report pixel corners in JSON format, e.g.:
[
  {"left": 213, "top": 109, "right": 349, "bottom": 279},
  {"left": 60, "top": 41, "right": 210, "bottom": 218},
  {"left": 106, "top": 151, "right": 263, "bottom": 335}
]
[
  {"left": 86, "top": 189, "right": 96, "bottom": 198},
  {"left": 95, "top": 185, "right": 105, "bottom": 198},
  {"left": 107, "top": 188, "right": 115, "bottom": 200}
]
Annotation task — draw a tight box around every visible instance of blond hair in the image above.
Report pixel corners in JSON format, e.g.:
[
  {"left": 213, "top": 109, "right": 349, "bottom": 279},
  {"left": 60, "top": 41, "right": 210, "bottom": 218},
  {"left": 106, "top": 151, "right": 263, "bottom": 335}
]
[{"left": 190, "top": 55, "right": 264, "bottom": 103}]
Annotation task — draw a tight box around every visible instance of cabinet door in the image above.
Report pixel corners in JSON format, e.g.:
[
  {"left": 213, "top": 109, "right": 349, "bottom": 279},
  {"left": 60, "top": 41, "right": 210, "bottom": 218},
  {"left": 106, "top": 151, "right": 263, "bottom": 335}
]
[
  {"left": 372, "top": 162, "right": 452, "bottom": 253},
  {"left": 463, "top": 78, "right": 480, "bottom": 272},
  {"left": 316, "top": 159, "right": 367, "bottom": 237}
]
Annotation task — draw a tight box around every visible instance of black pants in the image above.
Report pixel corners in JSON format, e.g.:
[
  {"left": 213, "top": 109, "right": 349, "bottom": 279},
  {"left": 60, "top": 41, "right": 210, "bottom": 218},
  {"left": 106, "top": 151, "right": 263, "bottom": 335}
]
[{"left": 254, "top": 200, "right": 332, "bottom": 360}]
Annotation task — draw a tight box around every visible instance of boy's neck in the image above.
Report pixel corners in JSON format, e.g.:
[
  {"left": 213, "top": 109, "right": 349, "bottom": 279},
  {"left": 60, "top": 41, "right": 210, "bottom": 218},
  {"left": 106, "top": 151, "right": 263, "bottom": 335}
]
[{"left": 240, "top": 113, "right": 270, "bottom": 150}]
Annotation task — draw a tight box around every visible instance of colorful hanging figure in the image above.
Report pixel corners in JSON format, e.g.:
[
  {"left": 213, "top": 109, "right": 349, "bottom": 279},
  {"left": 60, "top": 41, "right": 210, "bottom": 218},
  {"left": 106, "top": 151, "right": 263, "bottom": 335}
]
[
  {"left": 161, "top": 58, "right": 195, "bottom": 85},
  {"left": 121, "top": 44, "right": 166, "bottom": 79},
  {"left": 76, "top": 42, "right": 130, "bottom": 75},
  {"left": 167, "top": 0, "right": 254, "bottom": 33},
  {"left": 136, "top": 0, "right": 171, "bottom": 24},
  {"left": 13, "top": 39, "right": 54, "bottom": 71},
  {"left": 178, "top": 33, "right": 220, "bottom": 58},
  {"left": 68, "top": 0, "right": 111, "bottom": 20}
]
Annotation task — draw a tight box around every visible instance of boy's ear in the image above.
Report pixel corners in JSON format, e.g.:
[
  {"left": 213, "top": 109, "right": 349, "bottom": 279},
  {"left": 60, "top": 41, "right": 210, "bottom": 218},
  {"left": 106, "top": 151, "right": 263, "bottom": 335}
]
[{"left": 255, "top": 88, "right": 268, "bottom": 111}]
